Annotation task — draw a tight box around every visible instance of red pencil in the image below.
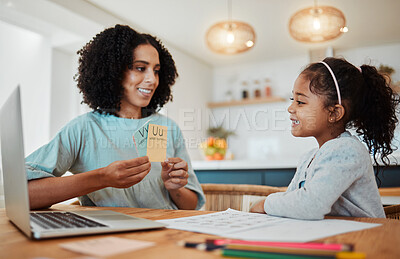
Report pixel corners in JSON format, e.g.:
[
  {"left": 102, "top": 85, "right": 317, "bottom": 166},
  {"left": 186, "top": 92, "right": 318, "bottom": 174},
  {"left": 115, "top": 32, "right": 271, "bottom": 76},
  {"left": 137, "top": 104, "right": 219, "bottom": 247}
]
[{"left": 206, "top": 239, "right": 353, "bottom": 251}]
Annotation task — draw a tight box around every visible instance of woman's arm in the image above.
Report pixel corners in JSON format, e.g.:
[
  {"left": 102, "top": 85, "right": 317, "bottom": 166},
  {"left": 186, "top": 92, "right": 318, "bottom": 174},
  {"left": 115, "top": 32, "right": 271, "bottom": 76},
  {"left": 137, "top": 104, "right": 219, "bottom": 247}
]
[
  {"left": 168, "top": 187, "right": 198, "bottom": 210},
  {"left": 28, "top": 168, "right": 105, "bottom": 209},
  {"left": 29, "top": 157, "right": 151, "bottom": 209},
  {"left": 161, "top": 157, "right": 198, "bottom": 210}
]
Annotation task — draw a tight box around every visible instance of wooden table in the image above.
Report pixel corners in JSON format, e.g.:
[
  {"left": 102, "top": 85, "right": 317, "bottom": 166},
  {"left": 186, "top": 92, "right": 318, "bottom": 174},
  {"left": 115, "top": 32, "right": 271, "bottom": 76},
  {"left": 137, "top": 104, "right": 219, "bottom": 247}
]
[{"left": 1, "top": 204, "right": 400, "bottom": 259}]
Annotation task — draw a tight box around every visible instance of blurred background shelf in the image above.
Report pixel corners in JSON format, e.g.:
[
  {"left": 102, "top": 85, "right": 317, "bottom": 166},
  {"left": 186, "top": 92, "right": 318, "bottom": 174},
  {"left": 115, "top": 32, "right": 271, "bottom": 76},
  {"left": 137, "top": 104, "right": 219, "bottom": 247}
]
[{"left": 207, "top": 96, "right": 286, "bottom": 108}]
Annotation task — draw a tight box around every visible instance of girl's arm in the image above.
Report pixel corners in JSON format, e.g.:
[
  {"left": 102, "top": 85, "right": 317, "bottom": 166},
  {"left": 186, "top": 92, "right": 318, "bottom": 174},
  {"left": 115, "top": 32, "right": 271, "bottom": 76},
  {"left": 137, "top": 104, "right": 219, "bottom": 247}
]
[
  {"left": 264, "top": 139, "right": 367, "bottom": 219},
  {"left": 29, "top": 156, "right": 151, "bottom": 209},
  {"left": 250, "top": 151, "right": 312, "bottom": 214}
]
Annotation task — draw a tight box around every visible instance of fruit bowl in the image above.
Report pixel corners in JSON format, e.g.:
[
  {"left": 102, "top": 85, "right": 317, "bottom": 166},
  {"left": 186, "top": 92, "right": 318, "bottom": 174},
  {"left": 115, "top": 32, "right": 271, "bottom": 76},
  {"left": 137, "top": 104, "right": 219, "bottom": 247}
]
[{"left": 200, "top": 137, "right": 227, "bottom": 160}]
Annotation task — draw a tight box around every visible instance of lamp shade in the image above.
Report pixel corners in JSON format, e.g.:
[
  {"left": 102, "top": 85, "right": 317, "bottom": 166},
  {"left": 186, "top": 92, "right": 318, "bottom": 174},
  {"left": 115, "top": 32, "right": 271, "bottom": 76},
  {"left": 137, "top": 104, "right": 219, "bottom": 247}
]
[
  {"left": 206, "top": 21, "right": 256, "bottom": 54},
  {"left": 288, "top": 6, "right": 346, "bottom": 42}
]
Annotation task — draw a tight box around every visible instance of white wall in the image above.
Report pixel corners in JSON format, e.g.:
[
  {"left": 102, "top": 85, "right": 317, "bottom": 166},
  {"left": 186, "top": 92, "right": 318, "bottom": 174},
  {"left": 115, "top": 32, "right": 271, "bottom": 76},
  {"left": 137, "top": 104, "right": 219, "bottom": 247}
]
[
  {"left": 212, "top": 55, "right": 309, "bottom": 103},
  {"left": 336, "top": 43, "right": 400, "bottom": 82},
  {"left": 0, "top": 20, "right": 52, "bottom": 154},
  {"left": 211, "top": 43, "right": 400, "bottom": 162},
  {"left": 0, "top": 21, "right": 52, "bottom": 207},
  {"left": 50, "top": 49, "right": 82, "bottom": 137}
]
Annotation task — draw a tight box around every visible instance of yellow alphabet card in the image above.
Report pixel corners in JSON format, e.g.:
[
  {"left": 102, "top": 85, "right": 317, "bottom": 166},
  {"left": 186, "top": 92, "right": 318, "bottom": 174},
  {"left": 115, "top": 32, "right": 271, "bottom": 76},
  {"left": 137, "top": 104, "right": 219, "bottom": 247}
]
[{"left": 147, "top": 124, "right": 168, "bottom": 162}]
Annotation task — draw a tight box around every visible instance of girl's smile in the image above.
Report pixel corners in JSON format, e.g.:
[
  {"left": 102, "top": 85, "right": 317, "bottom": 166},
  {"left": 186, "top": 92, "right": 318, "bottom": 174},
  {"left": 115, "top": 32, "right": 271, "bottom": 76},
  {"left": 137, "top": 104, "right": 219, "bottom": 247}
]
[{"left": 290, "top": 118, "right": 300, "bottom": 127}]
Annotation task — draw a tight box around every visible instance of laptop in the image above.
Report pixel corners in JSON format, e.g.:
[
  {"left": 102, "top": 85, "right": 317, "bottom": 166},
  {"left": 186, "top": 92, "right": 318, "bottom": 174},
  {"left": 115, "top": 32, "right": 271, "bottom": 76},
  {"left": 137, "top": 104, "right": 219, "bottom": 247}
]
[{"left": 0, "top": 86, "right": 166, "bottom": 239}]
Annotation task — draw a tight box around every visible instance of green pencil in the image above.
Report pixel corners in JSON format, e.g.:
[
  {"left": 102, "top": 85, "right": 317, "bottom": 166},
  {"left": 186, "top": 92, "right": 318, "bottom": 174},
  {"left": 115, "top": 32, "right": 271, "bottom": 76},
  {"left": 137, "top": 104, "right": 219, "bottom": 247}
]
[{"left": 221, "top": 249, "right": 334, "bottom": 259}]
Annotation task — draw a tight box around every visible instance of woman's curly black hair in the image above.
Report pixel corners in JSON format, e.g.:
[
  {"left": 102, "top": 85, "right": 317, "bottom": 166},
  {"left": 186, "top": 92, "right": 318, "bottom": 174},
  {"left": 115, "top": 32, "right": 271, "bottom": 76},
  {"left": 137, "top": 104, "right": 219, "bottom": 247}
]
[
  {"left": 75, "top": 24, "right": 178, "bottom": 116},
  {"left": 301, "top": 57, "right": 400, "bottom": 183}
]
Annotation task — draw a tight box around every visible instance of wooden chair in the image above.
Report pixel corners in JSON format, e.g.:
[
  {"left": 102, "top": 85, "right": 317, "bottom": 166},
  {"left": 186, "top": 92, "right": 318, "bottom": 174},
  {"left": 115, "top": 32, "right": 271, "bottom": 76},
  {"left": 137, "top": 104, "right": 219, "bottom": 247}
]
[
  {"left": 70, "top": 200, "right": 80, "bottom": 205},
  {"left": 67, "top": 184, "right": 286, "bottom": 211},
  {"left": 379, "top": 187, "right": 400, "bottom": 197},
  {"left": 201, "top": 184, "right": 287, "bottom": 212},
  {"left": 384, "top": 204, "right": 400, "bottom": 220},
  {"left": 379, "top": 187, "right": 400, "bottom": 220}
]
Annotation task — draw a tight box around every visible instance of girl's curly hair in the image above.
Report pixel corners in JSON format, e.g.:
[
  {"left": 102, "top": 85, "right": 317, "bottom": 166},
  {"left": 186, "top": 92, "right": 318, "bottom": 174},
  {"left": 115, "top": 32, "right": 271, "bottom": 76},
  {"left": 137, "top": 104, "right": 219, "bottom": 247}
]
[
  {"left": 75, "top": 24, "right": 178, "bottom": 116},
  {"left": 301, "top": 57, "right": 400, "bottom": 184}
]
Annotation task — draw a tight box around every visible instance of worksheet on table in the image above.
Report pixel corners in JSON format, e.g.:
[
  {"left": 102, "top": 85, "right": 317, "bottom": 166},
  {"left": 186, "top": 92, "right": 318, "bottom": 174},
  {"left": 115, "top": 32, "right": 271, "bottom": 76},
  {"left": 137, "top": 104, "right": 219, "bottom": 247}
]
[{"left": 157, "top": 209, "right": 381, "bottom": 242}]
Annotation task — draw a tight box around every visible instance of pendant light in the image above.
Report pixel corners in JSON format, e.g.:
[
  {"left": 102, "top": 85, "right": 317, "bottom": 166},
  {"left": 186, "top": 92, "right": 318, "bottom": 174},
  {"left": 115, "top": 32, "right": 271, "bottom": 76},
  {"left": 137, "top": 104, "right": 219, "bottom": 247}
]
[
  {"left": 288, "top": 0, "right": 348, "bottom": 43},
  {"left": 205, "top": 0, "right": 256, "bottom": 54}
]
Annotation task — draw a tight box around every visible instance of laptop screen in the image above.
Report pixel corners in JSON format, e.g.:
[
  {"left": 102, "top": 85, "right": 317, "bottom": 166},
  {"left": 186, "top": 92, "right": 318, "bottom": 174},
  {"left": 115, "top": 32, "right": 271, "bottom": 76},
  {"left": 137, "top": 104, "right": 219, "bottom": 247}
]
[{"left": 0, "top": 86, "right": 32, "bottom": 238}]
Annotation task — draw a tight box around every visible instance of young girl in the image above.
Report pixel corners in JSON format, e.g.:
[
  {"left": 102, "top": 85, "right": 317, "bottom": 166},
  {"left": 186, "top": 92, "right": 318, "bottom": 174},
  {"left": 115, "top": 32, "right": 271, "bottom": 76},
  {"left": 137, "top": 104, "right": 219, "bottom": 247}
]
[{"left": 250, "top": 57, "right": 399, "bottom": 219}]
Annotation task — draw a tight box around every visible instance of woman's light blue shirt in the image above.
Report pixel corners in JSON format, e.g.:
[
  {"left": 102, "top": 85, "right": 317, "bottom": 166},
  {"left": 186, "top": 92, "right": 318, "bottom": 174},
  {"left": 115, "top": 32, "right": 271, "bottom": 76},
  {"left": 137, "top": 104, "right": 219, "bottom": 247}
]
[{"left": 25, "top": 111, "right": 205, "bottom": 210}]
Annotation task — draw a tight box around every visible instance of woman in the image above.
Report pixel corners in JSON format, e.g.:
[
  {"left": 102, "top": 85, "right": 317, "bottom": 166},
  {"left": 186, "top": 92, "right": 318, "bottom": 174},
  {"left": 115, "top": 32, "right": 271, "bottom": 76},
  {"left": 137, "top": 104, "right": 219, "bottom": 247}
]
[{"left": 26, "top": 24, "right": 205, "bottom": 210}]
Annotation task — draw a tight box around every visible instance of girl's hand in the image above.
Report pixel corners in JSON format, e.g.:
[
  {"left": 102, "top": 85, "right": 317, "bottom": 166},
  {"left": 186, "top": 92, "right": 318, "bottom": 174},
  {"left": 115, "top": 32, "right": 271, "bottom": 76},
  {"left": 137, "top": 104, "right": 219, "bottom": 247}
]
[
  {"left": 161, "top": 157, "right": 189, "bottom": 190},
  {"left": 249, "top": 199, "right": 267, "bottom": 214},
  {"left": 101, "top": 156, "right": 151, "bottom": 188}
]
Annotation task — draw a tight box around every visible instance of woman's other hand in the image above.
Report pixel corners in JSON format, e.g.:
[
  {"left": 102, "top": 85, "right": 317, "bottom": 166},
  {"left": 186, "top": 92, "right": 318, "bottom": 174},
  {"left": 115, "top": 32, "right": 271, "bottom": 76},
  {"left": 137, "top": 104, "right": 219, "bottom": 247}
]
[
  {"left": 161, "top": 157, "right": 189, "bottom": 191},
  {"left": 101, "top": 156, "right": 151, "bottom": 188}
]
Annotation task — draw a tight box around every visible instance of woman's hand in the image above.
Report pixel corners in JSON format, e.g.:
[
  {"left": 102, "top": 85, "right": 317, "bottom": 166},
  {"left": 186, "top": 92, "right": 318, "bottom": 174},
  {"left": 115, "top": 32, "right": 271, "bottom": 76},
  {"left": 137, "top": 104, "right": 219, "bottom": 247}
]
[
  {"left": 161, "top": 157, "right": 189, "bottom": 191},
  {"left": 28, "top": 156, "right": 151, "bottom": 209},
  {"left": 249, "top": 199, "right": 267, "bottom": 214},
  {"left": 160, "top": 157, "right": 198, "bottom": 209},
  {"left": 101, "top": 156, "right": 151, "bottom": 188}
]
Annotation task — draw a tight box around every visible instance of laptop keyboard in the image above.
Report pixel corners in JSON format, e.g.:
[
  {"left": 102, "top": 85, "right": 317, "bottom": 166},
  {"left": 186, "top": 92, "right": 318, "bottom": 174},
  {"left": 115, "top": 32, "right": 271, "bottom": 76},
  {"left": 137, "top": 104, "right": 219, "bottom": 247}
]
[{"left": 30, "top": 212, "right": 107, "bottom": 229}]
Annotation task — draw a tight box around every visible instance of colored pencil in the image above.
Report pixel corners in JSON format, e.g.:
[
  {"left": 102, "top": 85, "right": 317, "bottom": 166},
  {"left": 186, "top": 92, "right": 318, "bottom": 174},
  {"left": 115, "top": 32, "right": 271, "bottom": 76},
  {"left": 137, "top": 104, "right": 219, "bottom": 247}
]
[
  {"left": 225, "top": 244, "right": 340, "bottom": 256},
  {"left": 221, "top": 249, "right": 334, "bottom": 259},
  {"left": 207, "top": 239, "right": 352, "bottom": 251},
  {"left": 220, "top": 249, "right": 366, "bottom": 259}
]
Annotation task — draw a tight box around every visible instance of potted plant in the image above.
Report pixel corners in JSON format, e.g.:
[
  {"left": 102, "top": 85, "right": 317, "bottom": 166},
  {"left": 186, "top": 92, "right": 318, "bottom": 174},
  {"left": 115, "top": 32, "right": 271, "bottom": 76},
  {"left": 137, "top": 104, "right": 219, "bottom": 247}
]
[
  {"left": 378, "top": 64, "right": 400, "bottom": 93},
  {"left": 378, "top": 64, "right": 395, "bottom": 84}
]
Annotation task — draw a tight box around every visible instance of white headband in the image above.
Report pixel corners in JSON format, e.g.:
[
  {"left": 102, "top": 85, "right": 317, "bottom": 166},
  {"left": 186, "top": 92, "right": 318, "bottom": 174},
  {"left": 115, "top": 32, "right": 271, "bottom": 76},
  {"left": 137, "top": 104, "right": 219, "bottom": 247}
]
[{"left": 319, "top": 61, "right": 342, "bottom": 105}]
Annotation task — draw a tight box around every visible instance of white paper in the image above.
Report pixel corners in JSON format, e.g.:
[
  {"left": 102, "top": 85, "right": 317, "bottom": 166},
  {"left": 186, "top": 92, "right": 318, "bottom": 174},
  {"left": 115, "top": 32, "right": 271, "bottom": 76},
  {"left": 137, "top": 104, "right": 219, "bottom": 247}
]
[
  {"left": 157, "top": 208, "right": 381, "bottom": 242},
  {"left": 60, "top": 237, "right": 155, "bottom": 257}
]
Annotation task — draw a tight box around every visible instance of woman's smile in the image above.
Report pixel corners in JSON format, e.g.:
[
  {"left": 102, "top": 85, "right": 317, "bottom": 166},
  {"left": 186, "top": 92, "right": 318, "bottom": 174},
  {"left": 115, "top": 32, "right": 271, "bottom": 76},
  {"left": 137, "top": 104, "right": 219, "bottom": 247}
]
[
  {"left": 137, "top": 87, "right": 153, "bottom": 97},
  {"left": 119, "top": 44, "right": 160, "bottom": 119}
]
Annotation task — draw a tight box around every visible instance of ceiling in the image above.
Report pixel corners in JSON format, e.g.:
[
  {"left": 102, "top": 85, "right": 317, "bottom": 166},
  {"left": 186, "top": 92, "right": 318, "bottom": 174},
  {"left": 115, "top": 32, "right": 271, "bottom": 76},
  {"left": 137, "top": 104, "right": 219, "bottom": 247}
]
[
  {"left": 2, "top": 0, "right": 400, "bottom": 67},
  {"left": 87, "top": 0, "right": 400, "bottom": 67}
]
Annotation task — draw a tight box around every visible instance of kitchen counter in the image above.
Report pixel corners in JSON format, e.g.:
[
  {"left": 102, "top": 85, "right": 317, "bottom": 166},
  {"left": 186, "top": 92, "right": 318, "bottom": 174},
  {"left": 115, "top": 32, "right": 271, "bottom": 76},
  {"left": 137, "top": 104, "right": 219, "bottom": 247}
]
[
  {"left": 191, "top": 159, "right": 298, "bottom": 187},
  {"left": 192, "top": 159, "right": 298, "bottom": 170},
  {"left": 192, "top": 152, "right": 400, "bottom": 171}
]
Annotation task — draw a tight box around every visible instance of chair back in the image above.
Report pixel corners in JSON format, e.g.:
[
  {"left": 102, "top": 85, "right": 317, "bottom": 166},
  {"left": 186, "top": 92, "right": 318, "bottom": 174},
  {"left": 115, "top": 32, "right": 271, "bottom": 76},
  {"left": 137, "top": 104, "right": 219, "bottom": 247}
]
[
  {"left": 384, "top": 205, "right": 400, "bottom": 220},
  {"left": 201, "top": 184, "right": 287, "bottom": 212},
  {"left": 379, "top": 187, "right": 400, "bottom": 220},
  {"left": 379, "top": 187, "right": 400, "bottom": 197}
]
